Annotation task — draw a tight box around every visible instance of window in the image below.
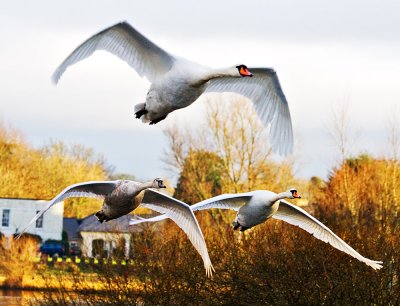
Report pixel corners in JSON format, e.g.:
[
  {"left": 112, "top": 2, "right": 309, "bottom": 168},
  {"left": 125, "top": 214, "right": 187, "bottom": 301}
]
[
  {"left": 35, "top": 210, "right": 43, "bottom": 228},
  {"left": 2, "top": 209, "right": 10, "bottom": 227}
]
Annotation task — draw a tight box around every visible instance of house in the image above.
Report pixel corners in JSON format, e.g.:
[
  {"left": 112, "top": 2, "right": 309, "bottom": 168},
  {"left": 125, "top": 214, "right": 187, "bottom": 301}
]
[
  {"left": 0, "top": 197, "right": 161, "bottom": 258},
  {"left": 63, "top": 217, "right": 82, "bottom": 254},
  {"left": 79, "top": 214, "right": 143, "bottom": 258},
  {"left": 0, "top": 197, "right": 64, "bottom": 241},
  {"left": 63, "top": 218, "right": 81, "bottom": 241}
]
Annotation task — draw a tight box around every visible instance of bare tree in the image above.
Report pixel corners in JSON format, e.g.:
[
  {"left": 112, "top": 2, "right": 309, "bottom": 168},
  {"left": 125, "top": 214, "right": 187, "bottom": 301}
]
[
  {"left": 383, "top": 107, "right": 400, "bottom": 216},
  {"left": 329, "top": 101, "right": 358, "bottom": 163},
  {"left": 386, "top": 107, "right": 400, "bottom": 161},
  {"left": 328, "top": 101, "right": 360, "bottom": 220},
  {"left": 163, "top": 95, "right": 298, "bottom": 195},
  {"left": 206, "top": 94, "right": 273, "bottom": 192}
]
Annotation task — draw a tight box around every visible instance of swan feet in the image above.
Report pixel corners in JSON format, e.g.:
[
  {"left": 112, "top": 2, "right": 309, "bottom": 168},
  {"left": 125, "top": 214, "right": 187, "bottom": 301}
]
[
  {"left": 232, "top": 221, "right": 250, "bottom": 232},
  {"left": 149, "top": 115, "right": 167, "bottom": 125},
  {"left": 95, "top": 211, "right": 111, "bottom": 223},
  {"left": 135, "top": 109, "right": 148, "bottom": 119}
]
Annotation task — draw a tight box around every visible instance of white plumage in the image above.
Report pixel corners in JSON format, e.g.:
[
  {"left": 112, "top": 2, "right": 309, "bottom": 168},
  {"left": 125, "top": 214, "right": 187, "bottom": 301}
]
[
  {"left": 53, "top": 21, "right": 293, "bottom": 155},
  {"left": 16, "top": 179, "right": 214, "bottom": 277},
  {"left": 130, "top": 189, "right": 383, "bottom": 270}
]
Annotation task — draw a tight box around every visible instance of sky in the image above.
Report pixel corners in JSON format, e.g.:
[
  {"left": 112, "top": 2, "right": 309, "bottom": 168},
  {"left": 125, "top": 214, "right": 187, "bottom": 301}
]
[{"left": 1, "top": 0, "right": 400, "bottom": 182}]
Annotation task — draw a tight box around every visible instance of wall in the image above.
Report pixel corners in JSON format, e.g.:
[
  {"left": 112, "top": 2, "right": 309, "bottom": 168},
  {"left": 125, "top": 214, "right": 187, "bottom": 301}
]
[
  {"left": 80, "top": 231, "right": 131, "bottom": 258},
  {"left": 0, "top": 198, "right": 64, "bottom": 241}
]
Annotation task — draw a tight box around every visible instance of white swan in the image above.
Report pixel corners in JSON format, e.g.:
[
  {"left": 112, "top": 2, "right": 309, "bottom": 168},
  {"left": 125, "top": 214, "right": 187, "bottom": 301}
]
[
  {"left": 130, "top": 188, "right": 383, "bottom": 270},
  {"left": 16, "top": 178, "right": 214, "bottom": 277},
  {"left": 52, "top": 21, "right": 293, "bottom": 155}
]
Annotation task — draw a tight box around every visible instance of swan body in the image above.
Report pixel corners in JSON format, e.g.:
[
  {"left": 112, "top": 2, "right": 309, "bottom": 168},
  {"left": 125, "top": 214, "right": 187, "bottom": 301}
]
[
  {"left": 16, "top": 178, "right": 214, "bottom": 277},
  {"left": 233, "top": 190, "right": 280, "bottom": 229},
  {"left": 96, "top": 178, "right": 165, "bottom": 222},
  {"left": 130, "top": 188, "right": 383, "bottom": 270},
  {"left": 53, "top": 22, "right": 293, "bottom": 155}
]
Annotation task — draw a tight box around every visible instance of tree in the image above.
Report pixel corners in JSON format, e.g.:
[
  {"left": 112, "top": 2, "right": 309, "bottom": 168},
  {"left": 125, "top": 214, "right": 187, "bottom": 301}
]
[
  {"left": 174, "top": 149, "right": 226, "bottom": 204},
  {"left": 0, "top": 120, "right": 110, "bottom": 218},
  {"left": 163, "top": 96, "right": 301, "bottom": 195}
]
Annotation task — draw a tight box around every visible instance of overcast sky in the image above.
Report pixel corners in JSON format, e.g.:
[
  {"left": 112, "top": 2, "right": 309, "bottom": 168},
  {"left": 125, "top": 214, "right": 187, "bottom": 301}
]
[{"left": 1, "top": 0, "right": 400, "bottom": 182}]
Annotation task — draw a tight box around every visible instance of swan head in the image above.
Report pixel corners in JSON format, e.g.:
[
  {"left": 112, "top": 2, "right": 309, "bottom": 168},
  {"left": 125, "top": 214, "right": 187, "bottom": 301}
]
[
  {"left": 288, "top": 188, "right": 301, "bottom": 199},
  {"left": 153, "top": 178, "right": 166, "bottom": 189},
  {"left": 236, "top": 64, "right": 253, "bottom": 77}
]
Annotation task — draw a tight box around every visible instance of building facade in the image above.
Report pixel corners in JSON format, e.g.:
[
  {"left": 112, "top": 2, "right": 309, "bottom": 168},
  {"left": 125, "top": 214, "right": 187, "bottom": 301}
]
[
  {"left": 0, "top": 198, "right": 64, "bottom": 241},
  {"left": 79, "top": 214, "right": 142, "bottom": 258}
]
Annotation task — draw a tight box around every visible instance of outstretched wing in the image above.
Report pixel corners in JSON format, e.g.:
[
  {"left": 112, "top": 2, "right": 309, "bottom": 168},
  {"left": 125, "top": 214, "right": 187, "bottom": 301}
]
[
  {"left": 16, "top": 181, "right": 116, "bottom": 239},
  {"left": 191, "top": 192, "right": 253, "bottom": 211},
  {"left": 205, "top": 68, "right": 293, "bottom": 155},
  {"left": 129, "top": 192, "right": 253, "bottom": 226},
  {"left": 52, "top": 21, "right": 175, "bottom": 83},
  {"left": 129, "top": 214, "right": 169, "bottom": 225},
  {"left": 139, "top": 189, "right": 214, "bottom": 277},
  {"left": 273, "top": 200, "right": 383, "bottom": 270}
]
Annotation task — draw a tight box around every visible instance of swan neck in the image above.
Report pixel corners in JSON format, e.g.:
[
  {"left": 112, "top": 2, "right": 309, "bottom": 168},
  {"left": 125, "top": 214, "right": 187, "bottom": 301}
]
[
  {"left": 196, "top": 67, "right": 237, "bottom": 85},
  {"left": 138, "top": 181, "right": 154, "bottom": 192},
  {"left": 273, "top": 192, "right": 290, "bottom": 202}
]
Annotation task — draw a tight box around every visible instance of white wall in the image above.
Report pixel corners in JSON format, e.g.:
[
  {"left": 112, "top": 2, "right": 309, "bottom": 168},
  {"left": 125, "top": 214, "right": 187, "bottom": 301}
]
[
  {"left": 81, "top": 232, "right": 131, "bottom": 258},
  {"left": 0, "top": 198, "right": 64, "bottom": 241}
]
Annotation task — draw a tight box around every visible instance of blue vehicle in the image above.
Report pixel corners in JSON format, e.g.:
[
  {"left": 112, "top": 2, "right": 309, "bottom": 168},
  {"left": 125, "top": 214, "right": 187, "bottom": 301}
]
[{"left": 39, "top": 241, "right": 66, "bottom": 256}]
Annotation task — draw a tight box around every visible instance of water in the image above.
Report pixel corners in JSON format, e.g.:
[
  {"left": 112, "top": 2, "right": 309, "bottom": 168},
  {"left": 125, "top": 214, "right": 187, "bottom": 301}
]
[{"left": 0, "top": 289, "right": 38, "bottom": 306}]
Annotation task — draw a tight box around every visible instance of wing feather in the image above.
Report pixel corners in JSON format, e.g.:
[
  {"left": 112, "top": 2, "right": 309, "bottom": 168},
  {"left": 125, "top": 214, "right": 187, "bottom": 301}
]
[
  {"left": 205, "top": 68, "right": 293, "bottom": 155},
  {"left": 129, "top": 192, "right": 253, "bottom": 226},
  {"left": 16, "top": 181, "right": 115, "bottom": 239},
  {"left": 191, "top": 192, "right": 253, "bottom": 211},
  {"left": 52, "top": 21, "right": 175, "bottom": 83},
  {"left": 273, "top": 200, "right": 383, "bottom": 270},
  {"left": 139, "top": 189, "right": 214, "bottom": 277}
]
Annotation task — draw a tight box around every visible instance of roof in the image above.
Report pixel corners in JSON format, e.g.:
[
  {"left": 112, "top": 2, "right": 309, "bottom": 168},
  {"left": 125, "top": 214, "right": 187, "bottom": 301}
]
[
  {"left": 63, "top": 218, "right": 81, "bottom": 240},
  {"left": 0, "top": 197, "right": 48, "bottom": 201},
  {"left": 78, "top": 214, "right": 142, "bottom": 233}
]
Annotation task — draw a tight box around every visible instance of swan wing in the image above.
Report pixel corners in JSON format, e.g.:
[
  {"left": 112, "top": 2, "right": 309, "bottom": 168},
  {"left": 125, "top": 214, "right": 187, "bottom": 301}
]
[
  {"left": 15, "top": 181, "right": 116, "bottom": 239},
  {"left": 205, "top": 68, "right": 293, "bottom": 155},
  {"left": 129, "top": 214, "right": 169, "bottom": 225},
  {"left": 273, "top": 200, "right": 383, "bottom": 270},
  {"left": 191, "top": 192, "right": 253, "bottom": 211},
  {"left": 129, "top": 192, "right": 253, "bottom": 226},
  {"left": 52, "top": 21, "right": 175, "bottom": 83},
  {"left": 140, "top": 189, "right": 214, "bottom": 277}
]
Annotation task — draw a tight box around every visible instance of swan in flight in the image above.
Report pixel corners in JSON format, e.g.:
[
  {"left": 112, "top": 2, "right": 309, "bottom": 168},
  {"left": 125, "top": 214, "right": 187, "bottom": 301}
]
[
  {"left": 130, "top": 188, "right": 383, "bottom": 270},
  {"left": 16, "top": 178, "right": 214, "bottom": 277},
  {"left": 52, "top": 21, "right": 293, "bottom": 155}
]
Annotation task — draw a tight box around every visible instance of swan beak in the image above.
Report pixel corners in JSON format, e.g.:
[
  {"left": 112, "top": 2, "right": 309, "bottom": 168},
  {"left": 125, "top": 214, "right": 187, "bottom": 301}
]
[
  {"left": 293, "top": 191, "right": 301, "bottom": 198},
  {"left": 240, "top": 67, "right": 253, "bottom": 77}
]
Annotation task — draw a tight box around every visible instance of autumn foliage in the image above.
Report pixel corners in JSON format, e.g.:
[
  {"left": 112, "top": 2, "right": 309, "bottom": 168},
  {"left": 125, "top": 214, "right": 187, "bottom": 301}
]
[
  {"left": 1, "top": 99, "right": 400, "bottom": 304},
  {"left": 0, "top": 121, "right": 108, "bottom": 217}
]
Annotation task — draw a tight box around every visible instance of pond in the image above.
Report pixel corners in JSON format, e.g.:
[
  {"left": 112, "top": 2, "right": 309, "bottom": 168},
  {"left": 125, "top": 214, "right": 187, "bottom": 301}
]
[{"left": 0, "top": 289, "right": 39, "bottom": 306}]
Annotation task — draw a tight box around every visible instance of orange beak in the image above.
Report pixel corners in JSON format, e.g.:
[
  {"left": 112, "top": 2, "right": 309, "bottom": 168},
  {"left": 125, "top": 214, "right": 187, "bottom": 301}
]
[
  {"left": 240, "top": 67, "right": 253, "bottom": 77},
  {"left": 293, "top": 191, "right": 301, "bottom": 198}
]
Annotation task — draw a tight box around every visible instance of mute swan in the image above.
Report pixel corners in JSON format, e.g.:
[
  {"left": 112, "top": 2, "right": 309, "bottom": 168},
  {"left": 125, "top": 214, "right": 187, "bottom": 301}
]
[
  {"left": 16, "top": 178, "right": 214, "bottom": 277},
  {"left": 130, "top": 188, "right": 383, "bottom": 270},
  {"left": 52, "top": 21, "right": 293, "bottom": 155}
]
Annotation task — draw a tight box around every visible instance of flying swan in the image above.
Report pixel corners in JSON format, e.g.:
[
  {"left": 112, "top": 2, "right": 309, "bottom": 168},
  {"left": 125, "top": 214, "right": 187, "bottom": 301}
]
[
  {"left": 16, "top": 178, "right": 214, "bottom": 277},
  {"left": 130, "top": 188, "right": 383, "bottom": 270},
  {"left": 52, "top": 21, "right": 293, "bottom": 155}
]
